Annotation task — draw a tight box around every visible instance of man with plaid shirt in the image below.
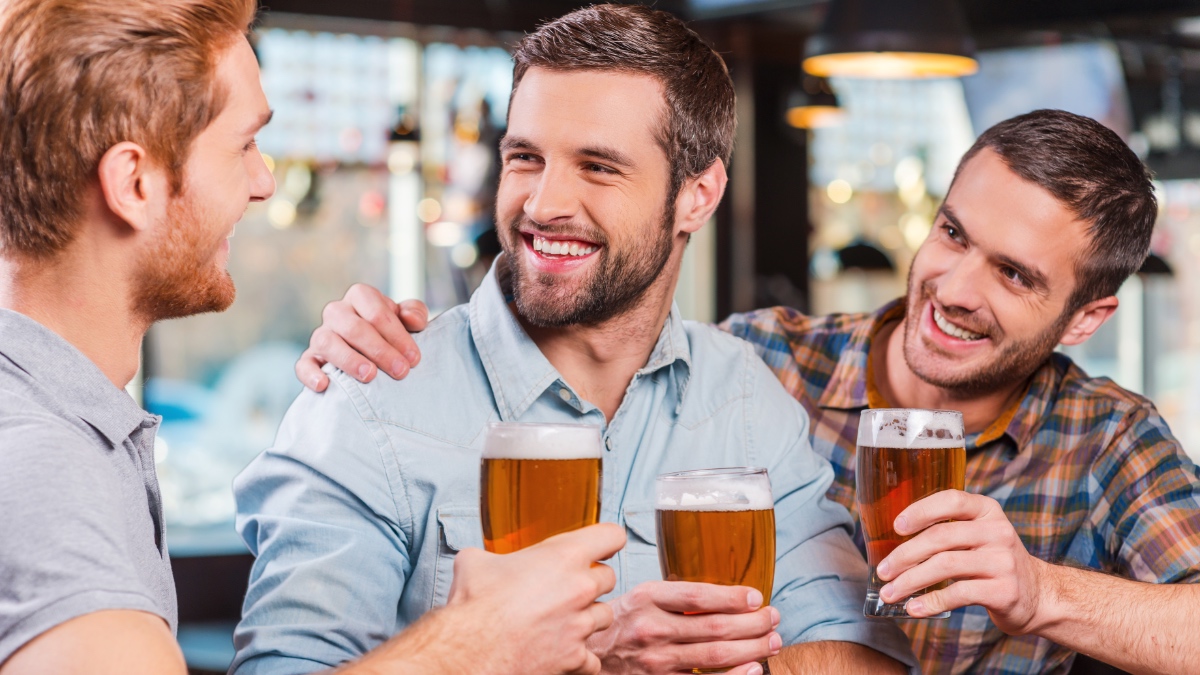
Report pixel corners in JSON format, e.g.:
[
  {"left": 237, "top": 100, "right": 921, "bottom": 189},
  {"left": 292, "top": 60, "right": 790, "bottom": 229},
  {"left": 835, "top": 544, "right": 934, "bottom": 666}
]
[{"left": 301, "top": 109, "right": 1200, "bottom": 675}]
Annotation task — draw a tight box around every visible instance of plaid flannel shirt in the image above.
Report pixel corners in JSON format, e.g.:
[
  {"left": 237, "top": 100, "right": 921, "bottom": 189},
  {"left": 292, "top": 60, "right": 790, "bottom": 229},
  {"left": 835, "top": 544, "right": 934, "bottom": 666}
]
[{"left": 721, "top": 299, "right": 1200, "bottom": 675}]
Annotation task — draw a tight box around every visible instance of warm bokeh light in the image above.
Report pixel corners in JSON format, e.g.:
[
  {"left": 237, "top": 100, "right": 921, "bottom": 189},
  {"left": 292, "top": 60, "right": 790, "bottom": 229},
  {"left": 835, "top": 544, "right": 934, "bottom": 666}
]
[
  {"left": 417, "top": 197, "right": 443, "bottom": 223},
  {"left": 827, "top": 179, "right": 853, "bottom": 204},
  {"left": 786, "top": 105, "right": 846, "bottom": 129},
  {"left": 804, "top": 52, "right": 978, "bottom": 79}
]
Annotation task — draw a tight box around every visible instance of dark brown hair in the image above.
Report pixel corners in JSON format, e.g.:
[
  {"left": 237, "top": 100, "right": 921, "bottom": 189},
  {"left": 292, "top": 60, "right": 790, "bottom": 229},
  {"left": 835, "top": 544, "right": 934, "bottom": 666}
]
[
  {"left": 954, "top": 109, "right": 1157, "bottom": 312},
  {"left": 0, "top": 0, "right": 257, "bottom": 259},
  {"left": 510, "top": 4, "right": 736, "bottom": 200}
]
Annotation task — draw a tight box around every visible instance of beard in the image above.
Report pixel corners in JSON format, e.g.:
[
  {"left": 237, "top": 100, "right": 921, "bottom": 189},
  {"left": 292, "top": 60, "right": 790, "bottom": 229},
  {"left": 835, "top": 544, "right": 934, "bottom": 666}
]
[
  {"left": 902, "top": 276, "right": 1070, "bottom": 397},
  {"left": 502, "top": 202, "right": 675, "bottom": 328},
  {"left": 132, "top": 189, "right": 236, "bottom": 324}
]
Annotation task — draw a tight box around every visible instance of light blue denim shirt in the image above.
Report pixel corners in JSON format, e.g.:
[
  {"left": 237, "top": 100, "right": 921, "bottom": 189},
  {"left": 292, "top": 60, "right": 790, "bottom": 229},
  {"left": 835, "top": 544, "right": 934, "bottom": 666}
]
[{"left": 231, "top": 262, "right": 917, "bottom": 674}]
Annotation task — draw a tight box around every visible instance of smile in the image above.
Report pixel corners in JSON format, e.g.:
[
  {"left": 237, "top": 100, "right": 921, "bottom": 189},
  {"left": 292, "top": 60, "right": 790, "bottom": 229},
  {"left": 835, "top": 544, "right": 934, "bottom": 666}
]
[
  {"left": 531, "top": 234, "right": 598, "bottom": 257},
  {"left": 933, "top": 308, "right": 985, "bottom": 341}
]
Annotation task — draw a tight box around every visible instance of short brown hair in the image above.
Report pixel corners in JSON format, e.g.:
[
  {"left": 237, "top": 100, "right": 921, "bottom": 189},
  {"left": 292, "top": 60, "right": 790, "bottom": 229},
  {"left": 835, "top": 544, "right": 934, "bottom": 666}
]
[
  {"left": 511, "top": 4, "right": 736, "bottom": 200},
  {"left": 0, "top": 0, "right": 257, "bottom": 259},
  {"left": 954, "top": 109, "right": 1157, "bottom": 312}
]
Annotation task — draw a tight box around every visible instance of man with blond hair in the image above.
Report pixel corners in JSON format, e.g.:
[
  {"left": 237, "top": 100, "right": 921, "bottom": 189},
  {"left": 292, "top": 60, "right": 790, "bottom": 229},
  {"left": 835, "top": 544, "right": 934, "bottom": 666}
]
[{"left": 0, "top": 2, "right": 623, "bottom": 674}]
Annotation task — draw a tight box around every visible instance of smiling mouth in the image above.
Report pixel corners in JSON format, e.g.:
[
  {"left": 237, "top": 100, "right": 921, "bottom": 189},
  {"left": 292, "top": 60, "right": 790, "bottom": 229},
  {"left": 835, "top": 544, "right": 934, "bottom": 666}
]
[
  {"left": 528, "top": 233, "right": 599, "bottom": 258},
  {"left": 933, "top": 307, "right": 986, "bottom": 341}
]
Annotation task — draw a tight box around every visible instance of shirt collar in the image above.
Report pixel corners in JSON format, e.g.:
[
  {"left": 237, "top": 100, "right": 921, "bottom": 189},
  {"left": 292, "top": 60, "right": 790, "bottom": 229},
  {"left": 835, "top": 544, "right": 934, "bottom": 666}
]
[
  {"left": 0, "top": 309, "right": 152, "bottom": 446},
  {"left": 469, "top": 256, "right": 692, "bottom": 420}
]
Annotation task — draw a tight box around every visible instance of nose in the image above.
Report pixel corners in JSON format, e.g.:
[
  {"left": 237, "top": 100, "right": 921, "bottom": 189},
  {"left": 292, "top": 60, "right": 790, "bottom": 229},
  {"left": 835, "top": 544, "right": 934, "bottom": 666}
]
[
  {"left": 934, "top": 250, "right": 986, "bottom": 314},
  {"left": 248, "top": 149, "right": 276, "bottom": 203},
  {"left": 523, "top": 163, "right": 578, "bottom": 224}
]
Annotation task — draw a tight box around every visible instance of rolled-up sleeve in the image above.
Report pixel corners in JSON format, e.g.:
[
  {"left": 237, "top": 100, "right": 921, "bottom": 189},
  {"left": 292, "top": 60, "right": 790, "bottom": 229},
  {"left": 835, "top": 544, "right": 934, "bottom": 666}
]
[
  {"left": 748, "top": 361, "right": 918, "bottom": 671},
  {"left": 231, "top": 370, "right": 412, "bottom": 675}
]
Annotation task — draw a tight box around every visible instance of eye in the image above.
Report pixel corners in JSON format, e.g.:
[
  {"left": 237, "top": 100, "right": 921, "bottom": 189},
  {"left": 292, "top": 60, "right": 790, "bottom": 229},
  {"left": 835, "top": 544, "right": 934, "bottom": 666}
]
[
  {"left": 1000, "top": 266, "right": 1028, "bottom": 288},
  {"left": 506, "top": 152, "right": 539, "bottom": 164},
  {"left": 243, "top": 139, "right": 258, "bottom": 153},
  {"left": 941, "top": 223, "right": 963, "bottom": 242},
  {"left": 585, "top": 162, "right": 617, "bottom": 175}
]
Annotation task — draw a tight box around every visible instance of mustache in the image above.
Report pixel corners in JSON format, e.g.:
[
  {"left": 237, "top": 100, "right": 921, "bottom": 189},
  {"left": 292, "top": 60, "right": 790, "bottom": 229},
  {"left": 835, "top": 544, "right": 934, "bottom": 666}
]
[{"left": 506, "top": 215, "right": 608, "bottom": 246}]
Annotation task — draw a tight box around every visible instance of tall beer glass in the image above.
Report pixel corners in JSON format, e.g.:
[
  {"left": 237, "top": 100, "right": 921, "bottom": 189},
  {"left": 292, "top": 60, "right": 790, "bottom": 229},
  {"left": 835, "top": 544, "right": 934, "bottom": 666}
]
[
  {"left": 480, "top": 422, "right": 602, "bottom": 554},
  {"left": 857, "top": 409, "right": 965, "bottom": 619},
  {"left": 656, "top": 468, "right": 775, "bottom": 674}
]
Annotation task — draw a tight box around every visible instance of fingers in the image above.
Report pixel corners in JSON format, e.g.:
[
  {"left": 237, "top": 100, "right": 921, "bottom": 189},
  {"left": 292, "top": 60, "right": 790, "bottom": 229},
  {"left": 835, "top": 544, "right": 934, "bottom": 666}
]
[
  {"left": 673, "top": 607, "right": 779, "bottom": 644},
  {"left": 397, "top": 299, "right": 430, "bottom": 337},
  {"left": 902, "top": 578, "right": 990, "bottom": 618},
  {"left": 588, "top": 601, "right": 615, "bottom": 633},
  {"left": 726, "top": 662, "right": 767, "bottom": 675},
  {"left": 651, "top": 581, "right": 764, "bottom": 614},
  {"left": 296, "top": 349, "right": 330, "bottom": 392},
  {"left": 667, "top": 632, "right": 782, "bottom": 671},
  {"left": 896, "top": 490, "right": 998, "bottom": 534},
  {"left": 310, "top": 327, "right": 378, "bottom": 383},
  {"left": 880, "top": 550, "right": 977, "bottom": 603},
  {"left": 587, "top": 562, "right": 618, "bottom": 598},
  {"left": 320, "top": 301, "right": 410, "bottom": 381},
  {"left": 574, "top": 649, "right": 603, "bottom": 675},
  {"left": 544, "top": 523, "right": 627, "bottom": 564},
  {"left": 877, "top": 520, "right": 989, "bottom": 581}
]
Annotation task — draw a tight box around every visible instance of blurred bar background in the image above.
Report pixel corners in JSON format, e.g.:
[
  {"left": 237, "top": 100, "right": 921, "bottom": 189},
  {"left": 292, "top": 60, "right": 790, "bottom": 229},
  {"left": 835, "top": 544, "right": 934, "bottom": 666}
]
[{"left": 149, "top": 2, "right": 1200, "bottom": 673}]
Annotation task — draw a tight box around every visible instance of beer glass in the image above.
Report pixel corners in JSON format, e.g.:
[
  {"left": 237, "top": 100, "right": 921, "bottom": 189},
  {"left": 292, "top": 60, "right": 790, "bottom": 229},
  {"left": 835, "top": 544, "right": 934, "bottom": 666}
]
[
  {"left": 857, "top": 408, "right": 965, "bottom": 619},
  {"left": 656, "top": 468, "right": 775, "bottom": 674},
  {"left": 480, "top": 422, "right": 603, "bottom": 554}
]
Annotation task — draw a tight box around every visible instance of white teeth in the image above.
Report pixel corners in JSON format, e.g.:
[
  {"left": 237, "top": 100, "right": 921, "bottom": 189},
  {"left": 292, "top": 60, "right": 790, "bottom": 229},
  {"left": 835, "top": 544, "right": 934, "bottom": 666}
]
[
  {"left": 532, "top": 235, "right": 597, "bottom": 257},
  {"left": 934, "top": 309, "right": 984, "bottom": 341}
]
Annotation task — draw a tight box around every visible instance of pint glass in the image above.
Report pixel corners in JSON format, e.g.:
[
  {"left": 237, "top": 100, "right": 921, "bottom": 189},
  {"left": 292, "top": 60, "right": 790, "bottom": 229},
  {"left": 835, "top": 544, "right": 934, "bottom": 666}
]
[
  {"left": 656, "top": 468, "right": 775, "bottom": 674},
  {"left": 480, "top": 422, "right": 603, "bottom": 554},
  {"left": 857, "top": 409, "right": 965, "bottom": 619}
]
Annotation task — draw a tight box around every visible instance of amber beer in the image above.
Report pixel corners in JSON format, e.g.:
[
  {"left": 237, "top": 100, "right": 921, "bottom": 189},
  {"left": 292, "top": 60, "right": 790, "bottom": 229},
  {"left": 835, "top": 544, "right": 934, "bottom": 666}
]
[
  {"left": 856, "top": 409, "right": 965, "bottom": 619},
  {"left": 480, "top": 423, "right": 602, "bottom": 554},
  {"left": 656, "top": 468, "right": 775, "bottom": 675}
]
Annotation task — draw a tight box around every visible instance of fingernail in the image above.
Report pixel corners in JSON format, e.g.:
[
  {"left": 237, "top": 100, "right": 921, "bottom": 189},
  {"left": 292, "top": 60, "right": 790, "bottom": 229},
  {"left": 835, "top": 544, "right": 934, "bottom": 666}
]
[
  {"left": 746, "top": 589, "right": 763, "bottom": 609},
  {"left": 895, "top": 515, "right": 909, "bottom": 534},
  {"left": 747, "top": 665, "right": 763, "bottom": 675},
  {"left": 769, "top": 632, "right": 782, "bottom": 653},
  {"left": 406, "top": 350, "right": 420, "bottom": 365},
  {"left": 877, "top": 560, "right": 890, "bottom": 578},
  {"left": 391, "top": 359, "right": 408, "bottom": 377},
  {"left": 906, "top": 598, "right": 924, "bottom": 615},
  {"left": 880, "top": 583, "right": 893, "bottom": 601},
  {"left": 311, "top": 376, "right": 323, "bottom": 389},
  {"left": 769, "top": 607, "right": 780, "bottom": 627},
  {"left": 357, "top": 364, "right": 372, "bottom": 380}
]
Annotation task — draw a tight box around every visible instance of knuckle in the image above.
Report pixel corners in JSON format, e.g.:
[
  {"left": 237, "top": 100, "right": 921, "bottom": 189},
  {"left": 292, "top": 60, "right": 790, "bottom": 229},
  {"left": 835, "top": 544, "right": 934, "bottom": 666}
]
[
  {"left": 311, "top": 329, "right": 334, "bottom": 353},
  {"left": 702, "top": 643, "right": 732, "bottom": 665}
]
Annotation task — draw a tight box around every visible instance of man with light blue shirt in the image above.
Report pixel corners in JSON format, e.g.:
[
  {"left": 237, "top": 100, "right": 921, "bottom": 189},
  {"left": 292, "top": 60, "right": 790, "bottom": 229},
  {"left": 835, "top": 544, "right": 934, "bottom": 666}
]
[{"left": 233, "top": 6, "right": 916, "bottom": 675}]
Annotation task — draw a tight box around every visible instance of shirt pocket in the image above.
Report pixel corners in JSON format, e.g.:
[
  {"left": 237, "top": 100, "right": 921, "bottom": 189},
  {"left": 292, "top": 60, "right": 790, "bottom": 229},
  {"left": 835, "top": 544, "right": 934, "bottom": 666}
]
[
  {"left": 431, "top": 505, "right": 482, "bottom": 609},
  {"left": 622, "top": 505, "right": 664, "bottom": 592}
]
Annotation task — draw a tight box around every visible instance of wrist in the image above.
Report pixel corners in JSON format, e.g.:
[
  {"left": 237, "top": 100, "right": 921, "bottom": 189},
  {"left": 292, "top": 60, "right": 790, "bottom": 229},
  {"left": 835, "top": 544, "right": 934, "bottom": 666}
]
[{"left": 1022, "top": 557, "right": 1070, "bottom": 637}]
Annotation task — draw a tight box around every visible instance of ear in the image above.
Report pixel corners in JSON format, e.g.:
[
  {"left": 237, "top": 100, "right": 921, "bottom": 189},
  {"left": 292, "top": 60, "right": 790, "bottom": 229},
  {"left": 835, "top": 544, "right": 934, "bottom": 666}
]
[
  {"left": 1059, "top": 295, "right": 1119, "bottom": 347},
  {"left": 97, "top": 141, "right": 170, "bottom": 233},
  {"left": 673, "top": 158, "right": 728, "bottom": 236}
]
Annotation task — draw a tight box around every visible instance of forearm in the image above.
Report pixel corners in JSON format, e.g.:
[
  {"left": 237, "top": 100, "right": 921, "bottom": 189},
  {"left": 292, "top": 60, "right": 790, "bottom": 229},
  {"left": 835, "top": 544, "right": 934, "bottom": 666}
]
[
  {"left": 338, "top": 606, "right": 477, "bottom": 675},
  {"left": 1031, "top": 560, "right": 1200, "bottom": 675},
  {"left": 769, "top": 641, "right": 907, "bottom": 675}
]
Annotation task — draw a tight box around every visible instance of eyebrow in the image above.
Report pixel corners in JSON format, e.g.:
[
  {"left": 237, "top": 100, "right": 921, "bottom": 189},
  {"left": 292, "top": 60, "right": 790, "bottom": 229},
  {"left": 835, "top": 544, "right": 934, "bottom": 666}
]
[
  {"left": 243, "top": 109, "right": 274, "bottom": 137},
  {"left": 499, "top": 135, "right": 635, "bottom": 169},
  {"left": 939, "top": 204, "right": 1051, "bottom": 292}
]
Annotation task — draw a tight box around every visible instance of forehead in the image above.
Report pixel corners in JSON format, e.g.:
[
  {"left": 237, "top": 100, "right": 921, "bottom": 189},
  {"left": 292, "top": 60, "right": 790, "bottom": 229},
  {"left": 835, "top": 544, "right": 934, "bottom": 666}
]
[
  {"left": 207, "top": 38, "right": 269, "bottom": 133},
  {"left": 507, "top": 67, "right": 666, "bottom": 157},
  {"left": 946, "top": 148, "right": 1090, "bottom": 288}
]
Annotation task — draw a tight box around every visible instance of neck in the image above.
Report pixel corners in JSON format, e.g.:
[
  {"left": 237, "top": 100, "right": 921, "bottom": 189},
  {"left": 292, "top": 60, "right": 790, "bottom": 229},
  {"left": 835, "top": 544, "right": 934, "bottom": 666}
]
[
  {"left": 0, "top": 245, "right": 145, "bottom": 390},
  {"left": 519, "top": 253, "right": 683, "bottom": 422},
  {"left": 873, "top": 317, "right": 1025, "bottom": 435}
]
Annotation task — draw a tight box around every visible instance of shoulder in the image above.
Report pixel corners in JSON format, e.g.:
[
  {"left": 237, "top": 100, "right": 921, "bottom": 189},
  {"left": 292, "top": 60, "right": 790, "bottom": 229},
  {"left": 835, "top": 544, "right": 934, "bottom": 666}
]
[
  {"left": 718, "top": 307, "right": 871, "bottom": 373},
  {"left": 305, "top": 305, "right": 495, "bottom": 449},
  {"left": 0, "top": 401, "right": 117, "bottom": 495}
]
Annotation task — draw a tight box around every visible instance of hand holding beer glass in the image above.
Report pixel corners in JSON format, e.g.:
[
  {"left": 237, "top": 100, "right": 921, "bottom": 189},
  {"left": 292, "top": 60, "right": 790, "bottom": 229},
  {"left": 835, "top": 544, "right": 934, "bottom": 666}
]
[
  {"left": 857, "top": 409, "right": 965, "bottom": 618},
  {"left": 656, "top": 468, "right": 776, "bottom": 674},
  {"left": 481, "top": 422, "right": 603, "bottom": 553}
]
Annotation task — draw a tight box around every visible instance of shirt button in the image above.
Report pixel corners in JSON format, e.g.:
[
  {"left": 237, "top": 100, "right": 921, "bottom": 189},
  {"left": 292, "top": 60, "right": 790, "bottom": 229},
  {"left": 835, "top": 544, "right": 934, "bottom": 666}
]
[
  {"left": 558, "top": 388, "right": 572, "bottom": 403},
  {"left": 605, "top": 437, "right": 613, "bottom": 452}
]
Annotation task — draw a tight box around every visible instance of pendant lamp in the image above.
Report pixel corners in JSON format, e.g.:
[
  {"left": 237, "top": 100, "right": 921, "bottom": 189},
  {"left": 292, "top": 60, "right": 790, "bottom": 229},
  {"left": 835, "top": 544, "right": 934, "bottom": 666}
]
[{"left": 804, "top": 0, "right": 978, "bottom": 79}]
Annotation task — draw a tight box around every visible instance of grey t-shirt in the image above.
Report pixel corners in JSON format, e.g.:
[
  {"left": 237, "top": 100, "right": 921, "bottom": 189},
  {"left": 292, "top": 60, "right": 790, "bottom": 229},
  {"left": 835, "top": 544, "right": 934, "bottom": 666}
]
[{"left": 0, "top": 309, "right": 176, "bottom": 663}]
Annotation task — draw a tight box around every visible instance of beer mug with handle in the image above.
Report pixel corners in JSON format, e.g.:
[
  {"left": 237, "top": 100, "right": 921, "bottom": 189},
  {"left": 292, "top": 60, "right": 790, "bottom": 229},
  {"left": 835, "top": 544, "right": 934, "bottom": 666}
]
[
  {"left": 857, "top": 408, "right": 965, "bottom": 619},
  {"left": 480, "top": 422, "right": 603, "bottom": 554},
  {"left": 656, "top": 467, "right": 776, "bottom": 674}
]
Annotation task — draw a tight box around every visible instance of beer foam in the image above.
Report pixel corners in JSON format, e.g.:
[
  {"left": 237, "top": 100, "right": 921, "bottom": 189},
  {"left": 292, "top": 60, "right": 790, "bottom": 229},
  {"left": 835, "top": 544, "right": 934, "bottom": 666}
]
[
  {"left": 656, "top": 476, "right": 773, "bottom": 511},
  {"left": 856, "top": 409, "right": 963, "bottom": 449},
  {"left": 482, "top": 422, "right": 603, "bottom": 460}
]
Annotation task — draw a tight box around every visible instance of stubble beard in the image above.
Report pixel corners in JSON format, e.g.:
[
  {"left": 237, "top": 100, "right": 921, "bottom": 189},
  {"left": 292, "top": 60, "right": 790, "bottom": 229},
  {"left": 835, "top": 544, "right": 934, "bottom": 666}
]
[
  {"left": 132, "top": 190, "right": 236, "bottom": 324},
  {"left": 503, "top": 201, "right": 676, "bottom": 328},
  {"left": 901, "top": 274, "right": 1070, "bottom": 397}
]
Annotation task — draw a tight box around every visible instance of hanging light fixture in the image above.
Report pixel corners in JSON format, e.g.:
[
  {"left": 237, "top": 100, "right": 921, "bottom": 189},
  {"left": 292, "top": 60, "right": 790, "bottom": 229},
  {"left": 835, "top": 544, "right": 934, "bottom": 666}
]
[
  {"left": 804, "top": 0, "right": 978, "bottom": 79},
  {"left": 786, "top": 76, "right": 844, "bottom": 129}
]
